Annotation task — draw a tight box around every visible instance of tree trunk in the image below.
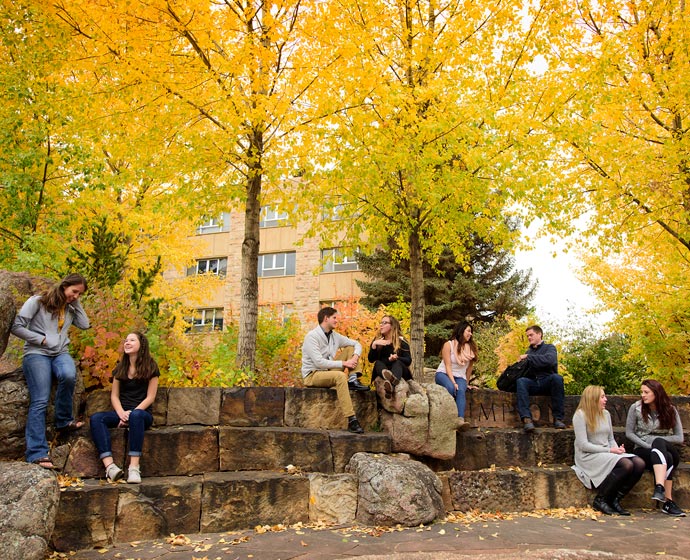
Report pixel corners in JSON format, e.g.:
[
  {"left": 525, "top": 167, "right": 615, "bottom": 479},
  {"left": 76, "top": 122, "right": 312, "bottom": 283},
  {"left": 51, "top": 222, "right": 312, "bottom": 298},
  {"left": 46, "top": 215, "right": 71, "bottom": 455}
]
[
  {"left": 408, "top": 228, "right": 425, "bottom": 379},
  {"left": 237, "top": 129, "right": 263, "bottom": 372}
]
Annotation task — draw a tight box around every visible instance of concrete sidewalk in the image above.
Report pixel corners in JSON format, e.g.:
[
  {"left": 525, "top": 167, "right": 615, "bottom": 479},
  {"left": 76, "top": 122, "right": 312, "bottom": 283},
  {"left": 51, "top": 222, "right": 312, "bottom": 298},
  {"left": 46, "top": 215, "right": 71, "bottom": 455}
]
[{"left": 65, "top": 507, "right": 690, "bottom": 560}]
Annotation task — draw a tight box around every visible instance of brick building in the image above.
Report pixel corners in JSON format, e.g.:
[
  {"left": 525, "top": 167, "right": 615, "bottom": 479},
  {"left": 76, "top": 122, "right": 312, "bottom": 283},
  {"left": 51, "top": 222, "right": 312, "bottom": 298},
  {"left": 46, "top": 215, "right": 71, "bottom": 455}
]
[{"left": 184, "top": 208, "right": 365, "bottom": 331}]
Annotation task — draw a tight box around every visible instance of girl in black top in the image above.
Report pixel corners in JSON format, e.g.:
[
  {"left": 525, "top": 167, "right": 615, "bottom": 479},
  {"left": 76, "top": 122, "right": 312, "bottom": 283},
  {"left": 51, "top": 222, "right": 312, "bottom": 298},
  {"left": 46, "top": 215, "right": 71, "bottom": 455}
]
[
  {"left": 368, "top": 315, "right": 411, "bottom": 398},
  {"left": 90, "top": 332, "right": 159, "bottom": 483}
]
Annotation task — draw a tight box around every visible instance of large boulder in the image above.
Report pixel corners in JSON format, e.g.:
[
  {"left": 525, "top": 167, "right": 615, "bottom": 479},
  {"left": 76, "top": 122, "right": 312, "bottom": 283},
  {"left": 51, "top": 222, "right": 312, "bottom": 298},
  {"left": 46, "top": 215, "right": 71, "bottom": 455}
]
[
  {"left": 0, "top": 461, "right": 60, "bottom": 560},
  {"left": 346, "top": 452, "right": 444, "bottom": 526},
  {"left": 378, "top": 379, "right": 458, "bottom": 459}
]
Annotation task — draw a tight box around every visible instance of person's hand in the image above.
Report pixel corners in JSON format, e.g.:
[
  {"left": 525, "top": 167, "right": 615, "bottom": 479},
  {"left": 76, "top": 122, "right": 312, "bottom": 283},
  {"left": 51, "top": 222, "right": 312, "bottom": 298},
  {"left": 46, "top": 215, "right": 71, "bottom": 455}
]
[
  {"left": 389, "top": 353, "right": 398, "bottom": 361},
  {"left": 610, "top": 444, "right": 626, "bottom": 454},
  {"left": 343, "top": 356, "right": 359, "bottom": 369},
  {"left": 452, "top": 382, "right": 458, "bottom": 395},
  {"left": 519, "top": 354, "right": 528, "bottom": 361}
]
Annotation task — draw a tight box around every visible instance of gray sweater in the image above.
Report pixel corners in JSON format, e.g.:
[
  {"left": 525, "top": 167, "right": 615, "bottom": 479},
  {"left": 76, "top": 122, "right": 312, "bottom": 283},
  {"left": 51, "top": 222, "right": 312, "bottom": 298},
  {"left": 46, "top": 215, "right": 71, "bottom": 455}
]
[
  {"left": 301, "top": 326, "right": 362, "bottom": 378},
  {"left": 11, "top": 295, "right": 90, "bottom": 356},
  {"left": 625, "top": 400, "right": 684, "bottom": 449}
]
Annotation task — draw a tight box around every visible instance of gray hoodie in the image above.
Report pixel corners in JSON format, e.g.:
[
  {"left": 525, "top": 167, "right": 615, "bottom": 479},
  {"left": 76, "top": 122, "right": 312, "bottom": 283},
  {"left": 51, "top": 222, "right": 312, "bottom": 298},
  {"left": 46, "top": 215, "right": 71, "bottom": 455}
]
[{"left": 11, "top": 295, "right": 90, "bottom": 356}]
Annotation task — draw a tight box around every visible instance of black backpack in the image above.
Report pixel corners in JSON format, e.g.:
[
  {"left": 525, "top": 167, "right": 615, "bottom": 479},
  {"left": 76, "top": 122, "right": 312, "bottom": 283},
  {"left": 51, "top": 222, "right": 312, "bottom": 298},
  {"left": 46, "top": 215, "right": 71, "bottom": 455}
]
[{"left": 496, "top": 360, "right": 530, "bottom": 392}]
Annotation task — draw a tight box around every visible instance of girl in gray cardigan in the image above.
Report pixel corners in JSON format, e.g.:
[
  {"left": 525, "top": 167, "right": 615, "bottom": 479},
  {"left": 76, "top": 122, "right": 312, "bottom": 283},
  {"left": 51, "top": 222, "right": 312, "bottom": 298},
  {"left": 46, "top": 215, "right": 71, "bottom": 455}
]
[
  {"left": 573, "top": 385, "right": 645, "bottom": 515},
  {"left": 625, "top": 379, "right": 685, "bottom": 516},
  {"left": 11, "top": 273, "right": 90, "bottom": 469}
]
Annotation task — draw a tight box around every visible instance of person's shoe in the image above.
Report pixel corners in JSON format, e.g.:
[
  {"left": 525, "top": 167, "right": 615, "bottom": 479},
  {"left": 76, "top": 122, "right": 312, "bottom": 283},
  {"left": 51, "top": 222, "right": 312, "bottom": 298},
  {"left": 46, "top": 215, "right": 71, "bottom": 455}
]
[
  {"left": 523, "top": 419, "right": 535, "bottom": 433},
  {"left": 456, "top": 417, "right": 472, "bottom": 432},
  {"left": 127, "top": 465, "right": 141, "bottom": 484},
  {"left": 592, "top": 495, "right": 617, "bottom": 515},
  {"left": 348, "top": 417, "right": 364, "bottom": 434},
  {"left": 553, "top": 419, "right": 566, "bottom": 429},
  {"left": 652, "top": 484, "right": 666, "bottom": 502},
  {"left": 661, "top": 499, "right": 686, "bottom": 517},
  {"left": 105, "top": 463, "right": 123, "bottom": 482},
  {"left": 348, "top": 379, "right": 371, "bottom": 391},
  {"left": 381, "top": 369, "right": 399, "bottom": 386},
  {"left": 382, "top": 379, "right": 394, "bottom": 399},
  {"left": 611, "top": 493, "right": 631, "bottom": 516}
]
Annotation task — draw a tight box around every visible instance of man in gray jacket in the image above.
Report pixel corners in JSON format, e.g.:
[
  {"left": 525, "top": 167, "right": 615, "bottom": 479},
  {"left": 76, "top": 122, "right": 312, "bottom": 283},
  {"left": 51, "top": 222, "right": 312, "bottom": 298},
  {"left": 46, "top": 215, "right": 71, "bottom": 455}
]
[{"left": 301, "top": 307, "right": 368, "bottom": 434}]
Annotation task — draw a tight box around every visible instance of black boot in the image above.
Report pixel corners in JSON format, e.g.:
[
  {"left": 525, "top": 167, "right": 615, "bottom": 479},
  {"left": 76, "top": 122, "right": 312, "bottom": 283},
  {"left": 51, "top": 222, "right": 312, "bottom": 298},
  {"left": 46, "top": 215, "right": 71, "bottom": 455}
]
[
  {"left": 347, "top": 416, "right": 364, "bottom": 434},
  {"left": 611, "top": 492, "right": 631, "bottom": 516},
  {"left": 592, "top": 495, "right": 617, "bottom": 515}
]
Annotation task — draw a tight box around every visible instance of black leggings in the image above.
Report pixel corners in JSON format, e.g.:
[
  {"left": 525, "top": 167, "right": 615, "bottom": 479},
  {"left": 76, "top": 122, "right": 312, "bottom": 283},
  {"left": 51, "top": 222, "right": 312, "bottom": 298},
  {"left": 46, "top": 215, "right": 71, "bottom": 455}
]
[
  {"left": 596, "top": 456, "right": 646, "bottom": 498},
  {"left": 371, "top": 360, "right": 412, "bottom": 382},
  {"left": 633, "top": 438, "right": 681, "bottom": 481}
]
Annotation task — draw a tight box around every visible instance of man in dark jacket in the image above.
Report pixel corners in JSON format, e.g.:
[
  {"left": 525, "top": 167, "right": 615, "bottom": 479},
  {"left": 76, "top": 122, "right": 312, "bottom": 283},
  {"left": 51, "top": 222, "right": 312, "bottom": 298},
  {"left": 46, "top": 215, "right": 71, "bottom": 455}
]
[{"left": 516, "top": 325, "right": 565, "bottom": 433}]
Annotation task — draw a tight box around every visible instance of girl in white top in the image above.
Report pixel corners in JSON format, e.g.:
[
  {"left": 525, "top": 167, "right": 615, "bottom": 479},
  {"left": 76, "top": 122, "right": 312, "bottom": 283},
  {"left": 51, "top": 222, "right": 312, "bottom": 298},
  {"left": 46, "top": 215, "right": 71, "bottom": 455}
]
[{"left": 435, "top": 321, "right": 477, "bottom": 429}]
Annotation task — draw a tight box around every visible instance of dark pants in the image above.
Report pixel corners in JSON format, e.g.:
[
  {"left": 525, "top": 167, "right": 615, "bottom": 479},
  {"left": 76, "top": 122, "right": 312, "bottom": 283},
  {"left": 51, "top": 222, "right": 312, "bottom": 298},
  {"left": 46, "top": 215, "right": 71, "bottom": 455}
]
[
  {"left": 371, "top": 359, "right": 412, "bottom": 382},
  {"left": 516, "top": 373, "right": 565, "bottom": 421},
  {"left": 634, "top": 438, "right": 681, "bottom": 480},
  {"left": 90, "top": 409, "right": 153, "bottom": 459}
]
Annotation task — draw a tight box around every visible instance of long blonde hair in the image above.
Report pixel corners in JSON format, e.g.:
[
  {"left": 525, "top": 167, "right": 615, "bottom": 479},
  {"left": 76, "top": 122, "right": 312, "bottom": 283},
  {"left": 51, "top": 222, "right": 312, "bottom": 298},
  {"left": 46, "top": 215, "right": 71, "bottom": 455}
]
[
  {"left": 576, "top": 385, "right": 605, "bottom": 434},
  {"left": 379, "top": 315, "right": 405, "bottom": 353}
]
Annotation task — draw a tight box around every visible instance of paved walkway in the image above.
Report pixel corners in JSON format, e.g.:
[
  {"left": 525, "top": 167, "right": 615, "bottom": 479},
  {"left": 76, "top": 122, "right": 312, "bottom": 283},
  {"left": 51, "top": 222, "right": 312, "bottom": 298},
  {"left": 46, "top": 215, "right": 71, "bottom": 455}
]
[{"left": 64, "top": 508, "right": 690, "bottom": 560}]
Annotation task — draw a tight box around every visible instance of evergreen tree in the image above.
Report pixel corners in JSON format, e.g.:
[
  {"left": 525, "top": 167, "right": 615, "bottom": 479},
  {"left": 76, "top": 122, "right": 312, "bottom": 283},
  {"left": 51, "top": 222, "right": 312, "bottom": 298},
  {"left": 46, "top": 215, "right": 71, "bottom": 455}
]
[{"left": 356, "top": 236, "right": 535, "bottom": 360}]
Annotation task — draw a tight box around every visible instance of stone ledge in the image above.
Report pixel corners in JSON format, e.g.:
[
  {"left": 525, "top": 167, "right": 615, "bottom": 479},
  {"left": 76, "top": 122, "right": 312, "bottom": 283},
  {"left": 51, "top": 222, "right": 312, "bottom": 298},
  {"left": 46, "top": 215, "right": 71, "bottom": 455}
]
[
  {"left": 445, "top": 463, "right": 690, "bottom": 512},
  {"left": 63, "top": 425, "right": 391, "bottom": 479},
  {"left": 52, "top": 472, "right": 309, "bottom": 551}
]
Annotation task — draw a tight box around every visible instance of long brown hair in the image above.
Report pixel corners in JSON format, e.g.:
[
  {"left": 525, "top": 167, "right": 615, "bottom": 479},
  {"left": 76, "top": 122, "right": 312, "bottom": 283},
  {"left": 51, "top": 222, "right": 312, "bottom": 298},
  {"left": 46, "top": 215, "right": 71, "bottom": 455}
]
[
  {"left": 40, "top": 273, "right": 88, "bottom": 316},
  {"left": 576, "top": 385, "right": 605, "bottom": 434},
  {"left": 450, "top": 321, "right": 478, "bottom": 362},
  {"left": 641, "top": 379, "right": 676, "bottom": 430},
  {"left": 112, "top": 332, "right": 159, "bottom": 381}
]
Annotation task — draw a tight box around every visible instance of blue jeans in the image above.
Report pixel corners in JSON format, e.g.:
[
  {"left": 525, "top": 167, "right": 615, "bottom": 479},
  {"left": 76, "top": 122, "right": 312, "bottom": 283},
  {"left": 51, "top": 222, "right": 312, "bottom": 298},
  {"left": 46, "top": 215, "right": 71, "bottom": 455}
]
[
  {"left": 23, "top": 352, "right": 78, "bottom": 463},
  {"left": 516, "top": 373, "right": 565, "bottom": 422},
  {"left": 435, "top": 372, "right": 468, "bottom": 417},
  {"left": 90, "top": 409, "right": 153, "bottom": 458}
]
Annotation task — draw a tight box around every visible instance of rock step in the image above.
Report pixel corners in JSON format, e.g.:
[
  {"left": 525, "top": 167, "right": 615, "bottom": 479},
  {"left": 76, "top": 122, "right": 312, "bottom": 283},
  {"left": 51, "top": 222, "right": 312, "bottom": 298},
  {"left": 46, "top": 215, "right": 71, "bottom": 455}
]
[
  {"left": 53, "top": 463, "right": 690, "bottom": 552},
  {"left": 62, "top": 426, "right": 391, "bottom": 479},
  {"left": 444, "top": 463, "right": 690, "bottom": 514},
  {"left": 424, "top": 427, "right": 690, "bottom": 471}
]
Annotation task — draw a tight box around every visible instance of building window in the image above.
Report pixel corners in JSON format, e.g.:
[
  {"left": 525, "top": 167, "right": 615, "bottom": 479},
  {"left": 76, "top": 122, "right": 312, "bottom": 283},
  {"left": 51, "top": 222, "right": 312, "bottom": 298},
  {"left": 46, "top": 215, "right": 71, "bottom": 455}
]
[
  {"left": 187, "top": 258, "right": 228, "bottom": 278},
  {"left": 260, "top": 206, "right": 288, "bottom": 228},
  {"left": 258, "top": 252, "right": 296, "bottom": 277},
  {"left": 321, "top": 248, "right": 359, "bottom": 272},
  {"left": 320, "top": 203, "right": 346, "bottom": 221},
  {"left": 188, "top": 308, "right": 224, "bottom": 332},
  {"left": 196, "top": 213, "right": 230, "bottom": 234}
]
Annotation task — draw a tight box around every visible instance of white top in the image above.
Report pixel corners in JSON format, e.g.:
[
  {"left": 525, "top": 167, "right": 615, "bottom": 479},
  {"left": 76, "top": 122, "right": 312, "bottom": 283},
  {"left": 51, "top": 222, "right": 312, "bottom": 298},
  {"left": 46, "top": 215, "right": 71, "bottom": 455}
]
[{"left": 436, "top": 340, "right": 470, "bottom": 380}]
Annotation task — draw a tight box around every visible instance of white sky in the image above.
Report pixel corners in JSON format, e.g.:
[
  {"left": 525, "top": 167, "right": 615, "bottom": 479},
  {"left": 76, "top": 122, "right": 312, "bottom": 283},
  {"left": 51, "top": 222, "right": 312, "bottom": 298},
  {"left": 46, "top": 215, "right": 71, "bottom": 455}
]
[{"left": 513, "top": 232, "right": 613, "bottom": 331}]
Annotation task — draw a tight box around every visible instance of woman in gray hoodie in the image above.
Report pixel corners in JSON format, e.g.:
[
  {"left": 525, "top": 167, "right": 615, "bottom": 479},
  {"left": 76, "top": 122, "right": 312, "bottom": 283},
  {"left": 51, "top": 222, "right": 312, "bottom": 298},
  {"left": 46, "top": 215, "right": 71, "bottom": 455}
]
[{"left": 11, "top": 273, "right": 90, "bottom": 469}]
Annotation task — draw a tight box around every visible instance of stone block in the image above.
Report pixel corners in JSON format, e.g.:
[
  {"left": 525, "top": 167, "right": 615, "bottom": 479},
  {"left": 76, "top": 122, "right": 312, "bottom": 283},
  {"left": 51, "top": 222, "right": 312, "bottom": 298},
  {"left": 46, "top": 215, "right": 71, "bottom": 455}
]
[
  {"left": 143, "top": 426, "right": 219, "bottom": 476},
  {"left": 284, "top": 387, "right": 378, "bottom": 430},
  {"left": 447, "top": 467, "right": 536, "bottom": 512},
  {"left": 329, "top": 431, "right": 391, "bottom": 472},
  {"left": 200, "top": 471, "right": 309, "bottom": 532},
  {"left": 114, "top": 476, "right": 202, "bottom": 542},
  {"left": 0, "top": 368, "right": 28, "bottom": 460},
  {"left": 219, "top": 386, "right": 285, "bottom": 426},
  {"left": 167, "top": 387, "right": 221, "bottom": 425},
  {"left": 52, "top": 480, "right": 119, "bottom": 551},
  {"left": 308, "top": 473, "right": 357, "bottom": 524},
  {"left": 466, "top": 389, "right": 554, "bottom": 428},
  {"left": 63, "top": 432, "right": 127, "bottom": 478},
  {"left": 219, "top": 426, "right": 333, "bottom": 472}
]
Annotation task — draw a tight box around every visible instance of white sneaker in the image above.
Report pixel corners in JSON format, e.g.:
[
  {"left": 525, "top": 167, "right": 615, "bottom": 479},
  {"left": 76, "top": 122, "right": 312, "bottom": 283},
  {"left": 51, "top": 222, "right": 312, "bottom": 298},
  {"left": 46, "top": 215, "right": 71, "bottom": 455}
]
[
  {"left": 105, "top": 463, "right": 123, "bottom": 482},
  {"left": 127, "top": 465, "right": 141, "bottom": 484}
]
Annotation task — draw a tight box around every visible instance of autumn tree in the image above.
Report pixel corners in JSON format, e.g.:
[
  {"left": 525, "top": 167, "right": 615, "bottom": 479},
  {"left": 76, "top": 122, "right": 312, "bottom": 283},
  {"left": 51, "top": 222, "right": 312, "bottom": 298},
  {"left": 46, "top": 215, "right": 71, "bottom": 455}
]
[
  {"left": 356, "top": 239, "right": 535, "bottom": 359},
  {"left": 534, "top": 0, "right": 690, "bottom": 391},
  {"left": 300, "top": 0, "right": 557, "bottom": 375},
  {"left": 49, "top": 0, "right": 342, "bottom": 371}
]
